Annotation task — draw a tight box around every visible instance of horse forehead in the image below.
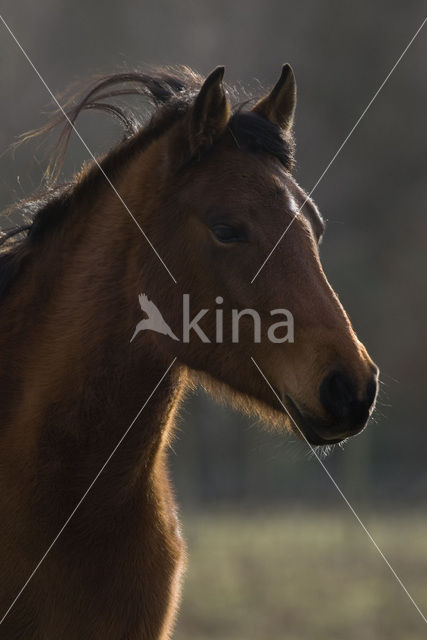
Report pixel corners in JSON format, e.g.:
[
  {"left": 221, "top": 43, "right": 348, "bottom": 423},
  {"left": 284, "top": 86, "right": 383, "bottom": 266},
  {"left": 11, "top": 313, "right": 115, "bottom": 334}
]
[
  {"left": 193, "top": 151, "right": 301, "bottom": 212},
  {"left": 214, "top": 159, "right": 303, "bottom": 214}
]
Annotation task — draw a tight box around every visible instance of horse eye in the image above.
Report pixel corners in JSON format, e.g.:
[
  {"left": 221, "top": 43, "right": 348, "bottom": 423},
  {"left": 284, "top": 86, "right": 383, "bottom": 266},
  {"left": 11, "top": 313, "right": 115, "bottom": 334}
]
[{"left": 211, "top": 224, "right": 247, "bottom": 244}]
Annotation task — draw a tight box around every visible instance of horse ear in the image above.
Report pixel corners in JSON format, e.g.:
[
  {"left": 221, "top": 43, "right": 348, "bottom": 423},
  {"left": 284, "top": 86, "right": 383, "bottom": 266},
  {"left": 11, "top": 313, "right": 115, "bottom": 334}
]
[
  {"left": 253, "top": 64, "right": 296, "bottom": 134},
  {"left": 189, "top": 66, "right": 230, "bottom": 156}
]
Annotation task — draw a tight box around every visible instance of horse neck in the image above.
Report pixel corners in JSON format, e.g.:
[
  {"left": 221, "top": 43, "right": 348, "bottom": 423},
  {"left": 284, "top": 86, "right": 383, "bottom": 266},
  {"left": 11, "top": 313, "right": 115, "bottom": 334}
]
[{"left": 0, "top": 145, "right": 184, "bottom": 513}]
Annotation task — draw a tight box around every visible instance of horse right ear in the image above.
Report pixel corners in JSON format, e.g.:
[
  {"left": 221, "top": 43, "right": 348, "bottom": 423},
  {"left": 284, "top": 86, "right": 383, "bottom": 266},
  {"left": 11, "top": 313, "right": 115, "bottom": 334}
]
[
  {"left": 253, "top": 64, "right": 297, "bottom": 134},
  {"left": 189, "top": 66, "right": 230, "bottom": 157}
]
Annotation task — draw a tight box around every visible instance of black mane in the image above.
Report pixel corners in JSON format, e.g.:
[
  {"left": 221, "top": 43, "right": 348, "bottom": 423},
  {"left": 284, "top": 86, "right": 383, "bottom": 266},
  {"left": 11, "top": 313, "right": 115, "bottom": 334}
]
[{"left": 0, "top": 66, "right": 294, "bottom": 298}]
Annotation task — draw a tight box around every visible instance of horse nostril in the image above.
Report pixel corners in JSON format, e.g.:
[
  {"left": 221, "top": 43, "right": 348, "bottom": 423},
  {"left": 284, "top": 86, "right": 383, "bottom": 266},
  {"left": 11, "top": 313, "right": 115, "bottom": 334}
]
[
  {"left": 319, "top": 370, "right": 378, "bottom": 429},
  {"left": 319, "top": 371, "right": 355, "bottom": 420}
]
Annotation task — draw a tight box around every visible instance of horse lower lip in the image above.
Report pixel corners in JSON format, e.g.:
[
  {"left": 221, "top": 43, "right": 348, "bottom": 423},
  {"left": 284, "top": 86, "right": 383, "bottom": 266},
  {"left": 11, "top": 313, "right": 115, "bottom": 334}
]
[{"left": 284, "top": 395, "right": 346, "bottom": 446}]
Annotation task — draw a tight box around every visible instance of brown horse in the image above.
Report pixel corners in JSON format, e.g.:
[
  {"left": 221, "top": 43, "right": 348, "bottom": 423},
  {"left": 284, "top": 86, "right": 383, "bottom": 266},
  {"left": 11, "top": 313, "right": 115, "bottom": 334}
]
[{"left": 0, "top": 65, "right": 378, "bottom": 639}]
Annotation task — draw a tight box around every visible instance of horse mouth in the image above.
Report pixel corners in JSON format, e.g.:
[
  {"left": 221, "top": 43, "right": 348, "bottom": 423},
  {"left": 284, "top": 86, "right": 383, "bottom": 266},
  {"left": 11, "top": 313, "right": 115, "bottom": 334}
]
[{"left": 283, "top": 395, "right": 347, "bottom": 446}]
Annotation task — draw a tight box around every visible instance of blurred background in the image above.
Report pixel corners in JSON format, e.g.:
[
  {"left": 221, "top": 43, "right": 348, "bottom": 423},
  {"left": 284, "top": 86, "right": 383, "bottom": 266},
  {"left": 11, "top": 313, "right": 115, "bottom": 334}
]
[{"left": 0, "top": 1, "right": 426, "bottom": 638}]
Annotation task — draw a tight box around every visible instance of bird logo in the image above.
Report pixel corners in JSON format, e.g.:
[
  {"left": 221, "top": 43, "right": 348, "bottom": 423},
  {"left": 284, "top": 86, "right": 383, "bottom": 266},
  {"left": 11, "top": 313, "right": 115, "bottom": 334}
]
[{"left": 130, "top": 294, "right": 179, "bottom": 343}]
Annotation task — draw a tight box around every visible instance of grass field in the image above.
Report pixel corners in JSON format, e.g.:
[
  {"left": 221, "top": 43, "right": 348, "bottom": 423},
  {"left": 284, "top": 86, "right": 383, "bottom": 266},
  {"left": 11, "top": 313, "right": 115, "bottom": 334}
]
[{"left": 174, "top": 509, "right": 427, "bottom": 640}]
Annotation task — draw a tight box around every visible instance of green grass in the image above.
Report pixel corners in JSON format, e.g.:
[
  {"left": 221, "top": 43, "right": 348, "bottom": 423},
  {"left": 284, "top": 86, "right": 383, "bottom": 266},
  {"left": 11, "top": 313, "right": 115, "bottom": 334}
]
[{"left": 174, "top": 509, "right": 427, "bottom": 640}]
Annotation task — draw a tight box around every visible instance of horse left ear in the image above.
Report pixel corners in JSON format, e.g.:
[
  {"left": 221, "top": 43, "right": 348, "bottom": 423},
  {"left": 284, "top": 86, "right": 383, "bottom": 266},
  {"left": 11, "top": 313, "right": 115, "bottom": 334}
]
[
  {"left": 189, "top": 66, "right": 230, "bottom": 157},
  {"left": 253, "top": 64, "right": 296, "bottom": 134}
]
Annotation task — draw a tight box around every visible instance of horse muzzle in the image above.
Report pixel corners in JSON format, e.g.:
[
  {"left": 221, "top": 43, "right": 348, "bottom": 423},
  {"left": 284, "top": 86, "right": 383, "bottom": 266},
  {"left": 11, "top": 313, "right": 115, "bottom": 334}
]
[{"left": 284, "top": 367, "right": 379, "bottom": 446}]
